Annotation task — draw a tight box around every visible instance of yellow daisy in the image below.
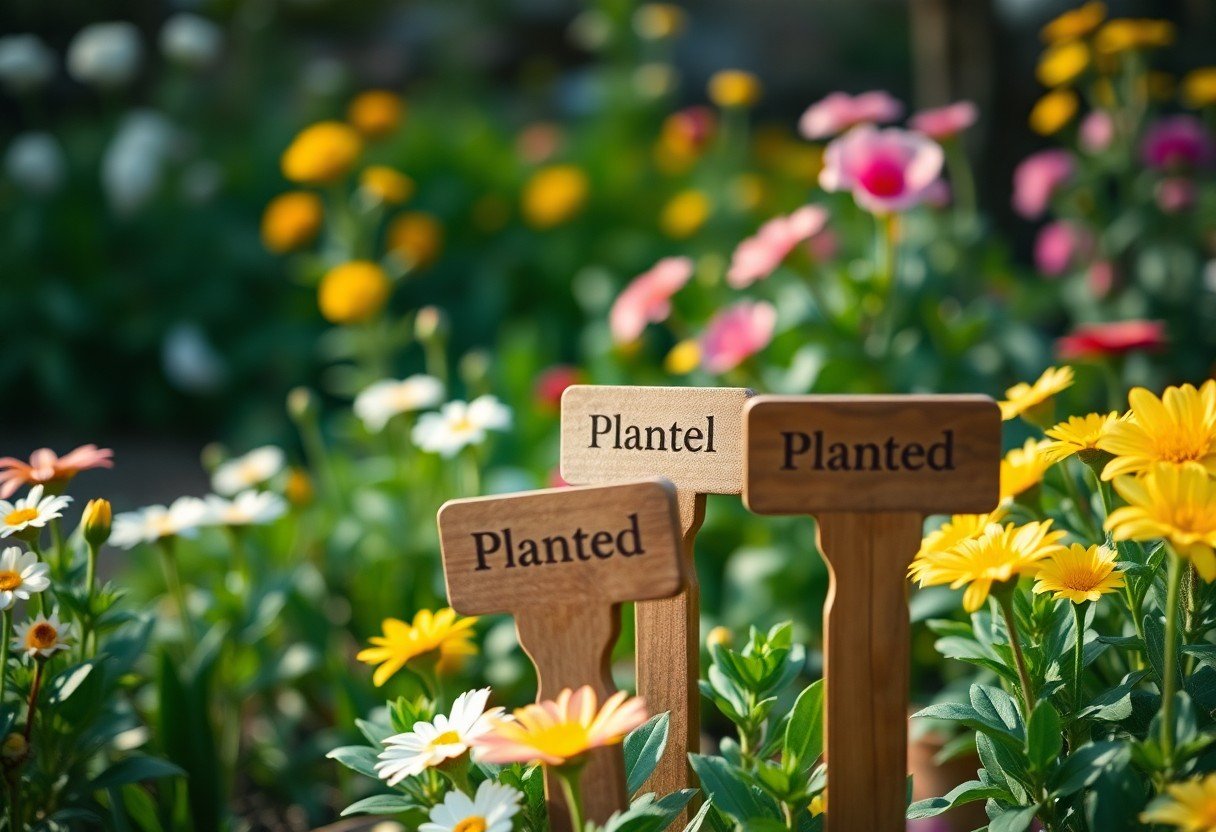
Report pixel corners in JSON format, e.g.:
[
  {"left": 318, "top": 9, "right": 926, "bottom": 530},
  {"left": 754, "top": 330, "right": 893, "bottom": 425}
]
[
  {"left": 1037, "top": 40, "right": 1090, "bottom": 87},
  {"left": 1000, "top": 366, "right": 1075, "bottom": 423},
  {"left": 1106, "top": 462, "right": 1216, "bottom": 581},
  {"left": 1041, "top": 412, "right": 1122, "bottom": 464},
  {"left": 913, "top": 521, "right": 1067, "bottom": 612},
  {"left": 1041, "top": 2, "right": 1106, "bottom": 43},
  {"left": 1099, "top": 382, "right": 1216, "bottom": 480},
  {"left": 1141, "top": 772, "right": 1216, "bottom": 831},
  {"left": 1001, "top": 439, "right": 1055, "bottom": 501},
  {"left": 909, "top": 508, "right": 1008, "bottom": 583},
  {"left": 357, "top": 608, "right": 478, "bottom": 687},
  {"left": 1033, "top": 543, "right": 1125, "bottom": 604}
]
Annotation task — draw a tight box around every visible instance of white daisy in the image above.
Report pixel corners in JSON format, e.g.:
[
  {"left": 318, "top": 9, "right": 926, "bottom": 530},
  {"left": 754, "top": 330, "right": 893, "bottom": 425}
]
[
  {"left": 211, "top": 446, "right": 285, "bottom": 496},
  {"left": 0, "top": 546, "right": 50, "bottom": 610},
  {"left": 0, "top": 484, "right": 71, "bottom": 538},
  {"left": 375, "top": 688, "right": 504, "bottom": 786},
  {"left": 109, "top": 496, "right": 210, "bottom": 549},
  {"left": 205, "top": 490, "right": 287, "bottom": 527},
  {"left": 354, "top": 375, "right": 445, "bottom": 433},
  {"left": 13, "top": 610, "right": 74, "bottom": 658},
  {"left": 412, "top": 396, "right": 512, "bottom": 458},
  {"left": 419, "top": 780, "right": 522, "bottom": 832}
]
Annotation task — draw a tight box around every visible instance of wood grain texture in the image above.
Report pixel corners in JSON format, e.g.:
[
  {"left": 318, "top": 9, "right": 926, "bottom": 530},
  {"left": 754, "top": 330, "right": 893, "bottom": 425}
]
[
  {"left": 816, "top": 512, "right": 922, "bottom": 832},
  {"left": 744, "top": 395, "right": 1000, "bottom": 515}
]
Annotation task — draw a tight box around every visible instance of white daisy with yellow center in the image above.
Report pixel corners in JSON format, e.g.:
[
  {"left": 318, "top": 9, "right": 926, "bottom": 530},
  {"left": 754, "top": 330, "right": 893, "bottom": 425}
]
[
  {"left": 354, "top": 375, "right": 445, "bottom": 433},
  {"left": 412, "top": 396, "right": 511, "bottom": 458},
  {"left": 211, "top": 446, "right": 285, "bottom": 496},
  {"left": 375, "top": 687, "right": 504, "bottom": 786},
  {"left": 13, "top": 611, "right": 73, "bottom": 658},
  {"left": 419, "top": 780, "right": 523, "bottom": 832},
  {"left": 0, "top": 546, "right": 50, "bottom": 609},
  {"left": 0, "top": 484, "right": 71, "bottom": 539},
  {"left": 109, "top": 496, "right": 211, "bottom": 550},
  {"left": 204, "top": 490, "right": 287, "bottom": 527}
]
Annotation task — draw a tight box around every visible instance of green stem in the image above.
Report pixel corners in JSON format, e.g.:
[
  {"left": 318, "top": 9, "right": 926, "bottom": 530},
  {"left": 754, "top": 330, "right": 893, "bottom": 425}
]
[
  {"left": 22, "top": 660, "right": 44, "bottom": 744},
  {"left": 83, "top": 541, "right": 99, "bottom": 659},
  {"left": 156, "top": 538, "right": 195, "bottom": 646},
  {"left": 0, "top": 610, "right": 10, "bottom": 708},
  {"left": 1071, "top": 601, "right": 1088, "bottom": 751},
  {"left": 1161, "top": 550, "right": 1185, "bottom": 775},
  {"left": 998, "top": 591, "right": 1036, "bottom": 717},
  {"left": 555, "top": 764, "right": 586, "bottom": 832}
]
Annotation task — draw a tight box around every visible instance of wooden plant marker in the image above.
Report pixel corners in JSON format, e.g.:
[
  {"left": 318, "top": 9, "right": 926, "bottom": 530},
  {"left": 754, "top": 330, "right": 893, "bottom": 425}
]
[
  {"left": 437, "top": 480, "right": 686, "bottom": 831},
  {"left": 560, "top": 384, "right": 752, "bottom": 806},
  {"left": 743, "top": 395, "right": 1001, "bottom": 832}
]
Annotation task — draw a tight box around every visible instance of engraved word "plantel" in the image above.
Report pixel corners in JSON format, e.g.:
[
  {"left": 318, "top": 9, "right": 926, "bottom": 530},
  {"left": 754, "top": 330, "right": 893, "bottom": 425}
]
[
  {"left": 588, "top": 414, "right": 717, "bottom": 453},
  {"left": 470, "top": 513, "right": 646, "bottom": 570}
]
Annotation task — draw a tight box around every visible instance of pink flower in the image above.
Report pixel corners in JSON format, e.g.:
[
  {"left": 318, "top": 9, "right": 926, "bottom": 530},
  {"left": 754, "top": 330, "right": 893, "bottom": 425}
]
[
  {"left": 1079, "top": 111, "right": 1114, "bottom": 153},
  {"left": 798, "top": 91, "right": 903, "bottom": 140},
  {"left": 908, "top": 101, "right": 978, "bottom": 140},
  {"left": 1088, "top": 260, "right": 1116, "bottom": 299},
  {"left": 700, "top": 300, "right": 776, "bottom": 374},
  {"left": 1012, "top": 150, "right": 1075, "bottom": 220},
  {"left": 727, "top": 205, "right": 829, "bottom": 288},
  {"left": 1056, "top": 320, "right": 1167, "bottom": 360},
  {"left": 535, "top": 365, "right": 582, "bottom": 410},
  {"left": 820, "top": 126, "right": 944, "bottom": 213},
  {"left": 0, "top": 445, "right": 114, "bottom": 499},
  {"left": 922, "top": 179, "right": 952, "bottom": 209},
  {"left": 1141, "top": 115, "right": 1214, "bottom": 170},
  {"left": 1156, "top": 177, "right": 1196, "bottom": 213},
  {"left": 1034, "top": 221, "right": 1092, "bottom": 277},
  {"left": 608, "top": 256, "right": 693, "bottom": 344}
]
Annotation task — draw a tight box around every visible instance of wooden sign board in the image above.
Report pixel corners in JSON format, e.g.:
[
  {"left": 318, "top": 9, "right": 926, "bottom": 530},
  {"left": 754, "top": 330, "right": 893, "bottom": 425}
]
[
  {"left": 438, "top": 480, "right": 685, "bottom": 830},
  {"left": 560, "top": 385, "right": 752, "bottom": 807},
  {"left": 744, "top": 395, "right": 1000, "bottom": 832}
]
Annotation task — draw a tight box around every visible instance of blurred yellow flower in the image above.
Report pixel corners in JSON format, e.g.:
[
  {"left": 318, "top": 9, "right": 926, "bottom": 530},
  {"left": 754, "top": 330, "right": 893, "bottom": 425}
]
[
  {"left": 1108, "top": 462, "right": 1216, "bottom": 580},
  {"left": 357, "top": 608, "right": 478, "bottom": 687},
  {"left": 708, "top": 70, "right": 762, "bottom": 108},
  {"left": 909, "top": 508, "right": 1007, "bottom": 582},
  {"left": 705, "top": 625, "right": 732, "bottom": 648},
  {"left": 1095, "top": 19, "right": 1174, "bottom": 56},
  {"left": 1099, "top": 382, "right": 1216, "bottom": 480},
  {"left": 522, "top": 165, "right": 589, "bottom": 229},
  {"left": 1041, "top": 2, "right": 1106, "bottom": 43},
  {"left": 1037, "top": 40, "right": 1090, "bottom": 87},
  {"left": 285, "top": 467, "right": 314, "bottom": 507},
  {"left": 633, "top": 3, "right": 686, "bottom": 40},
  {"left": 261, "top": 191, "right": 323, "bottom": 253},
  {"left": 665, "top": 339, "right": 701, "bottom": 375},
  {"left": 317, "top": 261, "right": 391, "bottom": 325},
  {"left": 1000, "top": 365, "right": 1074, "bottom": 423},
  {"left": 347, "top": 90, "right": 404, "bottom": 139},
  {"left": 359, "top": 166, "right": 414, "bottom": 205},
  {"left": 1001, "top": 439, "right": 1055, "bottom": 502},
  {"left": 1141, "top": 772, "right": 1216, "bottom": 830},
  {"left": 1182, "top": 68, "right": 1216, "bottom": 109},
  {"left": 809, "top": 792, "right": 826, "bottom": 817},
  {"left": 387, "top": 211, "right": 444, "bottom": 269},
  {"left": 660, "top": 189, "right": 711, "bottom": 238},
  {"left": 1033, "top": 543, "right": 1125, "bottom": 603},
  {"left": 1042, "top": 412, "right": 1121, "bottom": 464},
  {"left": 281, "top": 122, "right": 363, "bottom": 185},
  {"left": 1030, "top": 89, "right": 1079, "bottom": 135}
]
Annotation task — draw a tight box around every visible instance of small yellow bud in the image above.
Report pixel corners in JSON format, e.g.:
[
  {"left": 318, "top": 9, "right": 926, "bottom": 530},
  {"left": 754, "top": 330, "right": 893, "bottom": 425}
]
[
  {"left": 284, "top": 468, "right": 314, "bottom": 507},
  {"left": 414, "top": 306, "right": 447, "bottom": 342},
  {"left": 318, "top": 261, "right": 392, "bottom": 325},
  {"left": 286, "top": 387, "right": 318, "bottom": 422},
  {"left": 82, "top": 499, "right": 112, "bottom": 547},
  {"left": 708, "top": 70, "right": 762, "bottom": 109},
  {"left": 706, "top": 626, "right": 733, "bottom": 648}
]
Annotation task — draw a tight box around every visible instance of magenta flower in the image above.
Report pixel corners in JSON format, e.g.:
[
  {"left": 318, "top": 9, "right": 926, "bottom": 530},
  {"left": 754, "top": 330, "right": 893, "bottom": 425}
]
[
  {"left": 609, "top": 256, "right": 693, "bottom": 344},
  {"left": 908, "top": 100, "right": 977, "bottom": 140},
  {"left": 1079, "top": 111, "right": 1114, "bottom": 154},
  {"left": 726, "top": 205, "right": 829, "bottom": 288},
  {"left": 1012, "top": 149, "right": 1075, "bottom": 220},
  {"left": 1155, "top": 177, "right": 1196, "bottom": 213},
  {"left": 820, "top": 126, "right": 944, "bottom": 213},
  {"left": 700, "top": 300, "right": 776, "bottom": 374},
  {"left": 1141, "top": 115, "right": 1214, "bottom": 170},
  {"left": 798, "top": 90, "right": 903, "bottom": 140},
  {"left": 1034, "top": 221, "right": 1092, "bottom": 277}
]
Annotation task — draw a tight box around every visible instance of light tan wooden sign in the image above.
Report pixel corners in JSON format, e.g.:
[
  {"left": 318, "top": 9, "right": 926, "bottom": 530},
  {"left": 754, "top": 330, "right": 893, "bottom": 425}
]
[
  {"left": 560, "top": 385, "right": 751, "bottom": 808},
  {"left": 744, "top": 395, "right": 1000, "bottom": 832},
  {"left": 437, "top": 480, "right": 685, "bottom": 831}
]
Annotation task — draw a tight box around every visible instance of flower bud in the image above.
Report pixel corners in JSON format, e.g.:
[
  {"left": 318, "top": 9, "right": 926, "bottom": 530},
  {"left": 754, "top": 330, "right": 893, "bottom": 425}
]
[
  {"left": 82, "top": 498, "right": 112, "bottom": 547},
  {"left": 706, "top": 626, "right": 733, "bottom": 648},
  {"left": 287, "top": 387, "right": 318, "bottom": 423},
  {"left": 414, "top": 306, "right": 447, "bottom": 342}
]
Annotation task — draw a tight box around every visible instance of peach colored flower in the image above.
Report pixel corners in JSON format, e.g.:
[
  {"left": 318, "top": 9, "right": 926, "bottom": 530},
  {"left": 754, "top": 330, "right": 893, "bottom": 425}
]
[
  {"left": 700, "top": 300, "right": 776, "bottom": 374},
  {"left": 820, "top": 126, "right": 944, "bottom": 213},
  {"left": 0, "top": 445, "right": 113, "bottom": 499},
  {"left": 608, "top": 256, "right": 693, "bottom": 344},
  {"left": 908, "top": 101, "right": 978, "bottom": 140},
  {"left": 473, "top": 686, "right": 648, "bottom": 767},
  {"left": 727, "top": 205, "right": 828, "bottom": 288},
  {"left": 799, "top": 91, "right": 903, "bottom": 140}
]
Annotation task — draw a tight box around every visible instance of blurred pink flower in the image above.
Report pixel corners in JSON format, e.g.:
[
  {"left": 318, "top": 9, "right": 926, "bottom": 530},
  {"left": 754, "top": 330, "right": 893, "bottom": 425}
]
[
  {"left": 799, "top": 91, "right": 903, "bottom": 140},
  {"left": 516, "top": 122, "right": 564, "bottom": 164},
  {"left": 700, "top": 300, "right": 776, "bottom": 373},
  {"left": 535, "top": 364, "right": 582, "bottom": 410},
  {"left": 1079, "top": 111, "right": 1114, "bottom": 153},
  {"left": 1012, "top": 150, "right": 1075, "bottom": 219},
  {"left": 1156, "top": 177, "right": 1196, "bottom": 213},
  {"left": 609, "top": 256, "right": 693, "bottom": 344},
  {"left": 0, "top": 445, "right": 114, "bottom": 499},
  {"left": 922, "top": 179, "right": 952, "bottom": 209},
  {"left": 807, "top": 226, "right": 839, "bottom": 261},
  {"left": 908, "top": 101, "right": 977, "bottom": 140},
  {"left": 727, "top": 205, "right": 829, "bottom": 288},
  {"left": 1034, "top": 221, "right": 1092, "bottom": 277},
  {"left": 1141, "top": 115, "right": 1214, "bottom": 170},
  {"left": 820, "top": 126, "right": 944, "bottom": 213},
  {"left": 1057, "top": 319, "right": 1166, "bottom": 359},
  {"left": 1088, "top": 260, "right": 1116, "bottom": 299},
  {"left": 665, "top": 106, "right": 717, "bottom": 152}
]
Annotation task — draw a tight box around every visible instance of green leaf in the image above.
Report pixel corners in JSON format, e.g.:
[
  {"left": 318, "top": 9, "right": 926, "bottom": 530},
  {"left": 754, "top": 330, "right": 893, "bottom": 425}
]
[
  {"left": 1078, "top": 671, "right": 1147, "bottom": 721},
  {"left": 989, "top": 803, "right": 1042, "bottom": 832},
  {"left": 681, "top": 800, "right": 715, "bottom": 832},
  {"left": 906, "top": 780, "right": 1007, "bottom": 819},
  {"left": 1143, "top": 614, "right": 1181, "bottom": 691},
  {"left": 327, "top": 745, "right": 380, "bottom": 779},
  {"left": 91, "top": 756, "right": 186, "bottom": 790},
  {"left": 119, "top": 785, "right": 166, "bottom": 832},
  {"left": 689, "top": 754, "right": 779, "bottom": 823},
  {"left": 624, "top": 713, "right": 670, "bottom": 797},
  {"left": 1048, "top": 741, "right": 1126, "bottom": 796},
  {"left": 340, "top": 794, "right": 418, "bottom": 816},
  {"left": 912, "top": 701, "right": 1022, "bottom": 749},
  {"left": 782, "top": 680, "right": 824, "bottom": 774},
  {"left": 156, "top": 650, "right": 221, "bottom": 832},
  {"left": 1083, "top": 754, "right": 1148, "bottom": 832},
  {"left": 1026, "top": 701, "right": 1063, "bottom": 772}
]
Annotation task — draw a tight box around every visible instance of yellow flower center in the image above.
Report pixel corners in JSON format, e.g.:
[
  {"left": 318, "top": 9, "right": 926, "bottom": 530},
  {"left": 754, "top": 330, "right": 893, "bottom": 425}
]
[
  {"left": 453, "top": 818, "right": 487, "bottom": 832},
  {"left": 528, "top": 723, "right": 592, "bottom": 760},
  {"left": 0, "top": 571, "right": 21, "bottom": 591},
  {"left": 4, "top": 508, "right": 38, "bottom": 526},
  {"left": 28, "top": 623, "right": 57, "bottom": 649},
  {"left": 1056, "top": 564, "right": 1106, "bottom": 592},
  {"left": 431, "top": 730, "right": 462, "bottom": 747}
]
